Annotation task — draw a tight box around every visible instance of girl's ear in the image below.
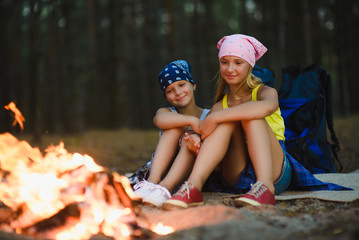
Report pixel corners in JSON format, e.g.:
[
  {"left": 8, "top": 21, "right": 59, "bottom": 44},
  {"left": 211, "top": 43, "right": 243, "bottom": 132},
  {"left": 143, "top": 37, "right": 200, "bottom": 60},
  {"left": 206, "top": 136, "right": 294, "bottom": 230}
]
[{"left": 193, "top": 84, "right": 197, "bottom": 91}]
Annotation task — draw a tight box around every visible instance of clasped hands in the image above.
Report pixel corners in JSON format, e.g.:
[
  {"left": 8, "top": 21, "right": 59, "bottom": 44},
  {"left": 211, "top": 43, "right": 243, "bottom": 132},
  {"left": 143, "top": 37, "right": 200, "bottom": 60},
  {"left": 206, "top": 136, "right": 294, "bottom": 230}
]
[{"left": 183, "top": 115, "right": 217, "bottom": 155}]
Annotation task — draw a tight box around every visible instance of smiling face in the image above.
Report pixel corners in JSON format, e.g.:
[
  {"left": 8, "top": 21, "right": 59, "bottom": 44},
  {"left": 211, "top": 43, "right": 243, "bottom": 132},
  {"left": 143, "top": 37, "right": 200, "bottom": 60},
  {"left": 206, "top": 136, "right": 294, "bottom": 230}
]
[
  {"left": 164, "top": 80, "right": 196, "bottom": 108},
  {"left": 219, "top": 56, "right": 251, "bottom": 87}
]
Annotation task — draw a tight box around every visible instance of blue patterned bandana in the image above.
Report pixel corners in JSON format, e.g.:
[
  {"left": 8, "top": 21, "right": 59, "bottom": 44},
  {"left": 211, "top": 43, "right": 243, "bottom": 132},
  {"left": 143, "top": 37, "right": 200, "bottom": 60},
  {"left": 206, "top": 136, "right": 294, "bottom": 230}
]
[{"left": 158, "top": 60, "right": 196, "bottom": 93}]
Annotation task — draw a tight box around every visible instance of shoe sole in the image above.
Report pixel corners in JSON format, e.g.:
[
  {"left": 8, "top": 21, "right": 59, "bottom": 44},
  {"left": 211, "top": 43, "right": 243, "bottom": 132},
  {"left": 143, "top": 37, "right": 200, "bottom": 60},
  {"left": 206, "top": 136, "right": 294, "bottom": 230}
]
[
  {"left": 234, "top": 197, "right": 261, "bottom": 207},
  {"left": 142, "top": 197, "right": 166, "bottom": 208},
  {"left": 162, "top": 199, "right": 204, "bottom": 210}
]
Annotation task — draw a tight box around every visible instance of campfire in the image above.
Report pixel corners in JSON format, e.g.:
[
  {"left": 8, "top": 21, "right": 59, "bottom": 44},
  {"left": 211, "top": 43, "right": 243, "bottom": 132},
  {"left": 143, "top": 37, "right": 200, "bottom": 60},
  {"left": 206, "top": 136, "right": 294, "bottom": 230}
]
[{"left": 0, "top": 102, "right": 174, "bottom": 239}]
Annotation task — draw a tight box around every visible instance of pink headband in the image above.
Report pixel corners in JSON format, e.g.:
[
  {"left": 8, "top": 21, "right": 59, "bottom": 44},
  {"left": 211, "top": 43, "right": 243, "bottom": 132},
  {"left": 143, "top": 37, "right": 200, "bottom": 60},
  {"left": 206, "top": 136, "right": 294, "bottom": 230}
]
[{"left": 217, "top": 34, "right": 267, "bottom": 67}]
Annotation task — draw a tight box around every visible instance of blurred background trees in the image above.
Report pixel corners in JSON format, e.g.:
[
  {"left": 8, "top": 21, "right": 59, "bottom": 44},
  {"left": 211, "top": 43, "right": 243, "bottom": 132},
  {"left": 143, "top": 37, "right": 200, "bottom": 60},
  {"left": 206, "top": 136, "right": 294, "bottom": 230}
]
[{"left": 1, "top": 0, "right": 358, "bottom": 137}]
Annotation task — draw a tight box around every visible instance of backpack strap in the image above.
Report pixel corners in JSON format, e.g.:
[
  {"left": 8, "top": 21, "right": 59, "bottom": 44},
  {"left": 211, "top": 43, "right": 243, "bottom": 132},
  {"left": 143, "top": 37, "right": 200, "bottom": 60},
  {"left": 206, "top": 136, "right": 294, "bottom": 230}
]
[{"left": 317, "top": 66, "right": 343, "bottom": 172}]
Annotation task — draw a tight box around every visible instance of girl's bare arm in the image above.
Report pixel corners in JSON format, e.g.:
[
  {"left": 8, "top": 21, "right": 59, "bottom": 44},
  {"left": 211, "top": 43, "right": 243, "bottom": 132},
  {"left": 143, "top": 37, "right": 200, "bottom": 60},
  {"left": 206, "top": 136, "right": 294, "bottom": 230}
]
[
  {"left": 200, "top": 86, "right": 279, "bottom": 139},
  {"left": 153, "top": 108, "right": 201, "bottom": 132},
  {"left": 208, "top": 86, "right": 278, "bottom": 123}
]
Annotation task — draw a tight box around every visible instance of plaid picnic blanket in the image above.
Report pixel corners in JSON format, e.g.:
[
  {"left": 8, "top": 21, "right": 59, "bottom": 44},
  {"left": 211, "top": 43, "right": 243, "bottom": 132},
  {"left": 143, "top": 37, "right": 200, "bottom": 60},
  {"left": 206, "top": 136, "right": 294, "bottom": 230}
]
[{"left": 203, "top": 141, "right": 352, "bottom": 194}]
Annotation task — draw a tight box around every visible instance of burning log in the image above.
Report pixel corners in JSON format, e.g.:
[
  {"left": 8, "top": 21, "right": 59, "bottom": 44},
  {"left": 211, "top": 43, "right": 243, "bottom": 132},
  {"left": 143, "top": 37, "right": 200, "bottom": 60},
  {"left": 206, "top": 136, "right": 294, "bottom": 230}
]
[{"left": 0, "top": 133, "right": 157, "bottom": 240}]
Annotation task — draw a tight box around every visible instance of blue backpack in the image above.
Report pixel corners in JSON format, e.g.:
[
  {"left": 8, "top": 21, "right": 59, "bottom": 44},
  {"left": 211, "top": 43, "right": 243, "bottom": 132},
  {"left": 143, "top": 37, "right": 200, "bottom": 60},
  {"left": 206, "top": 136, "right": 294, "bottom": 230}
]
[
  {"left": 278, "top": 64, "right": 342, "bottom": 173},
  {"left": 252, "top": 65, "right": 275, "bottom": 88}
]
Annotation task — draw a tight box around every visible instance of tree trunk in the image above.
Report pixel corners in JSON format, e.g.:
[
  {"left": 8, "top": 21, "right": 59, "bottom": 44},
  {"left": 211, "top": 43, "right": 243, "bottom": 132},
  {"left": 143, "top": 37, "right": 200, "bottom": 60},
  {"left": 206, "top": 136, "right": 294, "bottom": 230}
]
[
  {"left": 142, "top": 0, "right": 162, "bottom": 128},
  {"left": 86, "top": 0, "right": 100, "bottom": 129},
  {"left": 105, "top": 0, "right": 120, "bottom": 128},
  {"left": 286, "top": 1, "right": 306, "bottom": 65},
  {"left": 301, "top": 0, "right": 313, "bottom": 65},
  {"left": 28, "top": 0, "right": 42, "bottom": 143},
  {"left": 44, "top": 0, "right": 61, "bottom": 132},
  {"left": 165, "top": 0, "right": 175, "bottom": 59},
  {"left": 203, "top": 0, "right": 217, "bottom": 106},
  {"left": 239, "top": 0, "right": 248, "bottom": 33},
  {"left": 124, "top": 0, "right": 142, "bottom": 128},
  {"left": 278, "top": 0, "right": 286, "bottom": 70},
  {"left": 346, "top": 0, "right": 359, "bottom": 113},
  {"left": 192, "top": 0, "right": 205, "bottom": 105},
  {"left": 310, "top": 0, "right": 322, "bottom": 65},
  {"left": 333, "top": 0, "right": 350, "bottom": 115}
]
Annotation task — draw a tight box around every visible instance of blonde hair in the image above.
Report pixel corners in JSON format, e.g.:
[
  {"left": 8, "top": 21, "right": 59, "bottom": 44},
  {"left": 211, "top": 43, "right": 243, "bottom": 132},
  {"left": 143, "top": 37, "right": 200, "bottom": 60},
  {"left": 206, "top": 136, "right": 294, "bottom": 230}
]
[{"left": 214, "top": 66, "right": 262, "bottom": 103}]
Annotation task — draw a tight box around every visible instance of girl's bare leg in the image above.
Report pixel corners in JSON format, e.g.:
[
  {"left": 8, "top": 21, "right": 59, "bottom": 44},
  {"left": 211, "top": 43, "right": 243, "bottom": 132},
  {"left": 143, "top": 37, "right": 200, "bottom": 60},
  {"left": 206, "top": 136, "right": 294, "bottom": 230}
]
[
  {"left": 220, "top": 122, "right": 249, "bottom": 185},
  {"left": 159, "top": 144, "right": 196, "bottom": 193},
  {"left": 187, "top": 123, "right": 237, "bottom": 191},
  {"left": 147, "top": 128, "right": 183, "bottom": 184},
  {"left": 242, "top": 119, "right": 284, "bottom": 193}
]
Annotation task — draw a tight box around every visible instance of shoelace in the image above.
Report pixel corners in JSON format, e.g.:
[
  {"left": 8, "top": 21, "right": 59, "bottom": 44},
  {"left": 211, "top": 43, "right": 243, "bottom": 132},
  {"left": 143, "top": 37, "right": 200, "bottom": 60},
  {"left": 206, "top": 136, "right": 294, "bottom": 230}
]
[
  {"left": 177, "top": 181, "right": 191, "bottom": 199},
  {"left": 152, "top": 185, "right": 171, "bottom": 198},
  {"left": 133, "top": 180, "right": 151, "bottom": 191},
  {"left": 248, "top": 182, "right": 267, "bottom": 198}
]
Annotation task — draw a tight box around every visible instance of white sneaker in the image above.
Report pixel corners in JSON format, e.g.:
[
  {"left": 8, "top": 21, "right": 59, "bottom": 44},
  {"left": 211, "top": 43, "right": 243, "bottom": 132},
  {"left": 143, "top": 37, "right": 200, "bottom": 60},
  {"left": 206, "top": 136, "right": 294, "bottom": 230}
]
[
  {"left": 133, "top": 180, "right": 156, "bottom": 200},
  {"left": 143, "top": 185, "right": 171, "bottom": 207}
]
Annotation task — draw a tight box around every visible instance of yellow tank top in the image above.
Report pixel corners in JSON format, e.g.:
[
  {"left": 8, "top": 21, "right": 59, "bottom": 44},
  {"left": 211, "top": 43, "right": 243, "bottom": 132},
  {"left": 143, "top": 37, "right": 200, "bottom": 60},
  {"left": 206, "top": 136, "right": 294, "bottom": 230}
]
[{"left": 222, "top": 85, "right": 285, "bottom": 140}]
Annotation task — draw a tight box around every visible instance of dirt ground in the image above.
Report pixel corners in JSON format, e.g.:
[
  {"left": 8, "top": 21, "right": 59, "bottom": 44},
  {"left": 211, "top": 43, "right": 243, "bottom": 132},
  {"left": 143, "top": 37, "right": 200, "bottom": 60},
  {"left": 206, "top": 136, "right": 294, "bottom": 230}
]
[{"left": 7, "top": 115, "right": 359, "bottom": 239}]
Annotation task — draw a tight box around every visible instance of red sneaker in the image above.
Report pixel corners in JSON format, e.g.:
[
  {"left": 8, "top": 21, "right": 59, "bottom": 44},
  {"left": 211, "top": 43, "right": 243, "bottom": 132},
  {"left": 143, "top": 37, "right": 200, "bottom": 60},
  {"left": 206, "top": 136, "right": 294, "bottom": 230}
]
[
  {"left": 162, "top": 181, "right": 204, "bottom": 210},
  {"left": 234, "top": 182, "right": 276, "bottom": 207}
]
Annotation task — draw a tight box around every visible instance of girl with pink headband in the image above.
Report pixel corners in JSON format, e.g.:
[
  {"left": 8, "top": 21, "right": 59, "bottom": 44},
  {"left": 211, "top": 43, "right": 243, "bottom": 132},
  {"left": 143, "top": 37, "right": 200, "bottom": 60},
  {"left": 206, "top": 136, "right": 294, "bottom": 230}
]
[{"left": 162, "top": 34, "right": 349, "bottom": 210}]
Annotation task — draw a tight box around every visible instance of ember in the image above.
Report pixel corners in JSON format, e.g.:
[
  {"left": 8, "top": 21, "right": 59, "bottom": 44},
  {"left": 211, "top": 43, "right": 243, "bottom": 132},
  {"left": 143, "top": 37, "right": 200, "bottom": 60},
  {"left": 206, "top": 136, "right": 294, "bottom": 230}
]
[
  {"left": 4, "top": 102, "right": 25, "bottom": 130},
  {"left": 0, "top": 103, "right": 174, "bottom": 239}
]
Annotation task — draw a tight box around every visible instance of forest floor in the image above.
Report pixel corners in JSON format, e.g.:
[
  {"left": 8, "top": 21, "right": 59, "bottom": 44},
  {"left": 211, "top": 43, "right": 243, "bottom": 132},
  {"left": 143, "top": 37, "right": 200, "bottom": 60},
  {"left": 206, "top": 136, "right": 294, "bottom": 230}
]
[{"left": 10, "top": 115, "right": 359, "bottom": 240}]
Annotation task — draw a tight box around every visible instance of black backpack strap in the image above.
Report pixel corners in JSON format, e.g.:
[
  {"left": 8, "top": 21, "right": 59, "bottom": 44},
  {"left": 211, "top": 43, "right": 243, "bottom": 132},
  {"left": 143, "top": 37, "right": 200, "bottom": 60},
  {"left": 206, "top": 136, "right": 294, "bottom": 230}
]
[{"left": 318, "top": 66, "right": 343, "bottom": 172}]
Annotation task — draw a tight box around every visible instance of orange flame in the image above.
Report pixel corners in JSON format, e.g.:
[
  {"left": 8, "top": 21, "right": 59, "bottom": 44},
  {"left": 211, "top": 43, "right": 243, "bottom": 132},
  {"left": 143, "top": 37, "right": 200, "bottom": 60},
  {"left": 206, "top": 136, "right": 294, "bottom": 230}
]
[
  {"left": 4, "top": 102, "right": 25, "bottom": 130},
  {"left": 0, "top": 103, "right": 177, "bottom": 239},
  {"left": 0, "top": 133, "right": 139, "bottom": 239}
]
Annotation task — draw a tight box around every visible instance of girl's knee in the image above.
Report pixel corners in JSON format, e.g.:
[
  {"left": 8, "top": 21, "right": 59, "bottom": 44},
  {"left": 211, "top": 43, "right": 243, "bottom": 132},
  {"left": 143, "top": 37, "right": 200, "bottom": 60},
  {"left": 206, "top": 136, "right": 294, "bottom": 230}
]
[
  {"left": 217, "top": 122, "right": 237, "bottom": 132},
  {"left": 164, "top": 127, "right": 183, "bottom": 135},
  {"left": 161, "top": 128, "right": 184, "bottom": 142},
  {"left": 241, "top": 118, "right": 266, "bottom": 129}
]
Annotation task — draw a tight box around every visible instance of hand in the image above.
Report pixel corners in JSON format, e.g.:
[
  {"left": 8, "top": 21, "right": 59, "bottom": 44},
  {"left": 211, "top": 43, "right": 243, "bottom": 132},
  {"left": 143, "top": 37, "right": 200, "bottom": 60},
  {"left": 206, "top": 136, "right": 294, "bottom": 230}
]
[
  {"left": 184, "top": 132, "right": 202, "bottom": 155},
  {"left": 199, "top": 114, "right": 218, "bottom": 140},
  {"left": 190, "top": 117, "right": 201, "bottom": 134}
]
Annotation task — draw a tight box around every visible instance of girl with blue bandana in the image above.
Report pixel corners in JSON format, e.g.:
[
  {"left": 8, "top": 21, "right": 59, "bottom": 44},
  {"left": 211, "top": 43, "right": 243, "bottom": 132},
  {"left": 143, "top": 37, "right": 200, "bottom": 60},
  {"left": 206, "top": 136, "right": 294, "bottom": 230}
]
[{"left": 131, "top": 60, "right": 210, "bottom": 207}]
